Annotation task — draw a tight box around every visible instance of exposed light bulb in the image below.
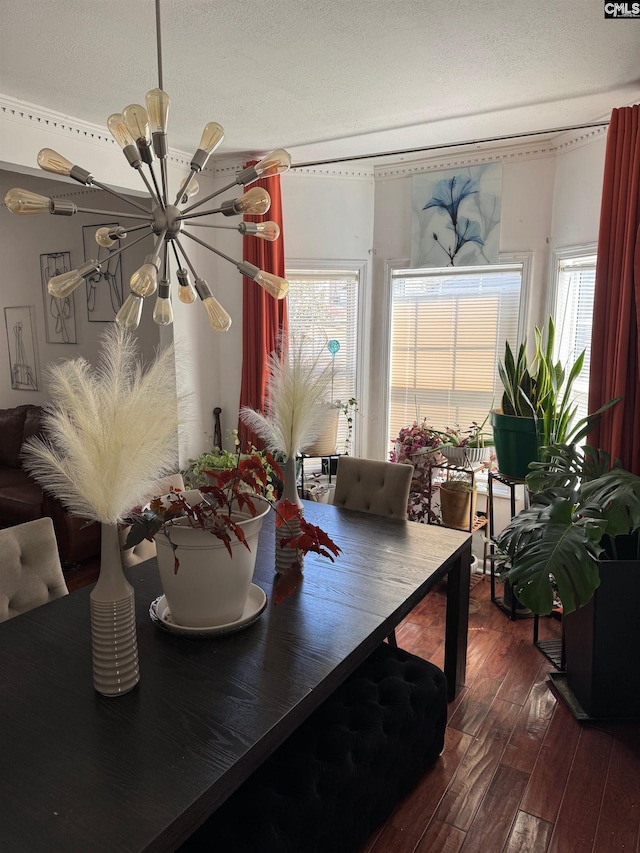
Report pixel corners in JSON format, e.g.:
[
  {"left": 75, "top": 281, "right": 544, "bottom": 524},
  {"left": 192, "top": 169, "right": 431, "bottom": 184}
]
[
  {"left": 48, "top": 259, "right": 100, "bottom": 298},
  {"left": 198, "top": 122, "right": 224, "bottom": 154},
  {"left": 115, "top": 293, "right": 143, "bottom": 331},
  {"left": 107, "top": 113, "right": 138, "bottom": 150},
  {"left": 130, "top": 263, "right": 158, "bottom": 297},
  {"left": 177, "top": 269, "right": 197, "bottom": 304},
  {"left": 226, "top": 186, "right": 271, "bottom": 216},
  {"left": 48, "top": 270, "right": 84, "bottom": 298},
  {"left": 243, "top": 221, "right": 281, "bottom": 241},
  {"left": 95, "top": 226, "right": 126, "bottom": 248},
  {"left": 179, "top": 176, "right": 199, "bottom": 204},
  {"left": 145, "top": 88, "right": 170, "bottom": 133},
  {"left": 153, "top": 280, "right": 173, "bottom": 325},
  {"left": 254, "top": 270, "right": 289, "bottom": 299},
  {"left": 36, "top": 148, "right": 73, "bottom": 177},
  {"left": 191, "top": 122, "right": 225, "bottom": 172},
  {"left": 202, "top": 296, "right": 232, "bottom": 332},
  {"left": 123, "top": 104, "right": 151, "bottom": 145},
  {"left": 4, "top": 188, "right": 51, "bottom": 215},
  {"left": 254, "top": 148, "right": 292, "bottom": 178}
]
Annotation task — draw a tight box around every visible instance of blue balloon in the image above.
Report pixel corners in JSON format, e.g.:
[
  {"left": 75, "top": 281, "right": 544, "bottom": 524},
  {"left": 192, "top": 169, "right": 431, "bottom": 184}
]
[{"left": 327, "top": 339, "right": 340, "bottom": 355}]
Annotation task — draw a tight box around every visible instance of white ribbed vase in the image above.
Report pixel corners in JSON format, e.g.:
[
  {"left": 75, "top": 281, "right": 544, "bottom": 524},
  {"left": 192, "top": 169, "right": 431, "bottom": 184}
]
[
  {"left": 90, "top": 522, "right": 140, "bottom": 697},
  {"left": 275, "top": 456, "right": 304, "bottom": 574}
]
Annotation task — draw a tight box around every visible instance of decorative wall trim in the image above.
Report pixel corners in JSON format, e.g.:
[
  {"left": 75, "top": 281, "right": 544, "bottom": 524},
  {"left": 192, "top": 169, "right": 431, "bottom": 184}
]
[
  {"left": 373, "top": 125, "right": 608, "bottom": 180},
  {"left": 0, "top": 94, "right": 240, "bottom": 178},
  {"left": 1, "top": 93, "right": 609, "bottom": 184}
]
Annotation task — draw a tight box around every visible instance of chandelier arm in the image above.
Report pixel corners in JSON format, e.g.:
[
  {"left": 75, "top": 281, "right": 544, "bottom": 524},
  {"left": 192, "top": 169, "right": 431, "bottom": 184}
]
[
  {"left": 181, "top": 229, "right": 238, "bottom": 268},
  {"left": 135, "top": 165, "right": 163, "bottom": 209},
  {"left": 180, "top": 179, "right": 239, "bottom": 214},
  {"left": 174, "top": 238, "right": 199, "bottom": 278},
  {"left": 93, "top": 230, "right": 154, "bottom": 264},
  {"left": 155, "top": 0, "right": 164, "bottom": 90},
  {"left": 75, "top": 207, "right": 153, "bottom": 221},
  {"left": 171, "top": 240, "right": 185, "bottom": 272},
  {"left": 178, "top": 207, "right": 226, "bottom": 221},
  {"left": 161, "top": 160, "right": 169, "bottom": 209},
  {"left": 180, "top": 222, "right": 237, "bottom": 230},
  {"left": 90, "top": 180, "right": 153, "bottom": 215},
  {"left": 174, "top": 170, "right": 196, "bottom": 206},
  {"left": 118, "top": 222, "right": 155, "bottom": 236}
]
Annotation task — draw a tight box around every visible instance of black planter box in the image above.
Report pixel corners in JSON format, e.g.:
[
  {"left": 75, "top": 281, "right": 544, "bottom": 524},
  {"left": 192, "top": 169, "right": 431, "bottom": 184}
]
[{"left": 563, "top": 558, "right": 640, "bottom": 719}]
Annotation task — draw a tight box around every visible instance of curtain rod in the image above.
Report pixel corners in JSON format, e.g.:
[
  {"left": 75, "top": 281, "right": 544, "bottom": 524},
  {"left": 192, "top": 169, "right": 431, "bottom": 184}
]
[{"left": 290, "top": 121, "right": 610, "bottom": 169}]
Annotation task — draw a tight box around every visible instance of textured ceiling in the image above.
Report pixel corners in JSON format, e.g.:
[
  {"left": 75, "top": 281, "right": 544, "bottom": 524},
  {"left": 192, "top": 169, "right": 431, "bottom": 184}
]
[{"left": 1, "top": 0, "right": 639, "bottom": 165}]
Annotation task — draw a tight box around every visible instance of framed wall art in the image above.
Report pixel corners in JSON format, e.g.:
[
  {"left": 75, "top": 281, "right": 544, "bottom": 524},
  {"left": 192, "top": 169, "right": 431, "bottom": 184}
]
[
  {"left": 4, "top": 305, "right": 39, "bottom": 391},
  {"left": 82, "top": 222, "right": 125, "bottom": 322},
  {"left": 40, "top": 251, "right": 77, "bottom": 344},
  {"left": 411, "top": 163, "right": 502, "bottom": 268}
]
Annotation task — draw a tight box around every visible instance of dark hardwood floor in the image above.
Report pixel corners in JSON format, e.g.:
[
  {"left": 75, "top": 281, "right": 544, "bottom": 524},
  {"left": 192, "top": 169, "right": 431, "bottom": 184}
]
[
  {"left": 362, "top": 575, "right": 640, "bottom": 853},
  {"left": 66, "top": 561, "right": 640, "bottom": 853}
]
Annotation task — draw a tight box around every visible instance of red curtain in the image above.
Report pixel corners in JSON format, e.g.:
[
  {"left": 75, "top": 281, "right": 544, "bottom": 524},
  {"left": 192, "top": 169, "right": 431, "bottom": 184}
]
[
  {"left": 237, "top": 166, "right": 288, "bottom": 449},
  {"left": 588, "top": 104, "right": 640, "bottom": 475}
]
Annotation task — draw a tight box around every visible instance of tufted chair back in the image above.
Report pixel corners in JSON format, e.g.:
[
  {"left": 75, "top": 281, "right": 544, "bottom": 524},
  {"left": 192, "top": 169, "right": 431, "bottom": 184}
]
[
  {"left": 120, "top": 473, "right": 185, "bottom": 567},
  {"left": 333, "top": 457, "right": 412, "bottom": 520},
  {"left": 0, "top": 517, "right": 68, "bottom": 622}
]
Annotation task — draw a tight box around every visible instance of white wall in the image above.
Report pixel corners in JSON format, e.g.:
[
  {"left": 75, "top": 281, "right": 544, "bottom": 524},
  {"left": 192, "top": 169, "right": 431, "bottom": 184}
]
[
  {"left": 0, "top": 169, "right": 158, "bottom": 408},
  {"left": 549, "top": 135, "right": 606, "bottom": 251},
  {"left": 367, "top": 153, "right": 557, "bottom": 459}
]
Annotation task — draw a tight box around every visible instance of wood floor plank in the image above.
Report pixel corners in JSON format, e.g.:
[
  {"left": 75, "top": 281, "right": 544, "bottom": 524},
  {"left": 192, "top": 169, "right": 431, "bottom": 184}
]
[
  {"left": 447, "top": 674, "right": 502, "bottom": 736},
  {"left": 434, "top": 698, "right": 521, "bottom": 831},
  {"left": 497, "top": 637, "right": 548, "bottom": 706},
  {"left": 546, "top": 725, "right": 613, "bottom": 853},
  {"left": 415, "top": 819, "right": 466, "bottom": 852},
  {"left": 457, "top": 763, "right": 529, "bottom": 853},
  {"left": 503, "top": 810, "right": 553, "bottom": 853},
  {"left": 519, "top": 699, "right": 581, "bottom": 822},
  {"left": 592, "top": 725, "right": 640, "bottom": 853},
  {"left": 463, "top": 626, "right": 502, "bottom": 682},
  {"left": 502, "top": 666, "right": 557, "bottom": 774},
  {"left": 388, "top": 727, "right": 473, "bottom": 833}
]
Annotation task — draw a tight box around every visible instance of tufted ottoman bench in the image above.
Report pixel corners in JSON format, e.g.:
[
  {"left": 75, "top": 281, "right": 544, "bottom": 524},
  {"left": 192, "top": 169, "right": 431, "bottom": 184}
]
[{"left": 181, "top": 643, "right": 447, "bottom": 852}]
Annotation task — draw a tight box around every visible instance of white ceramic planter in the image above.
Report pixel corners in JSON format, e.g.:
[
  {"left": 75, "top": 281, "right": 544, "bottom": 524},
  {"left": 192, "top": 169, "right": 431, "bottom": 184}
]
[
  {"left": 155, "top": 501, "right": 270, "bottom": 628},
  {"left": 440, "top": 445, "right": 490, "bottom": 466}
]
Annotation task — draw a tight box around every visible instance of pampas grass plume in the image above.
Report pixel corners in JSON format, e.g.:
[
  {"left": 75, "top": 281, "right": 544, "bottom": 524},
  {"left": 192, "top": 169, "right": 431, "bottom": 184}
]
[
  {"left": 22, "top": 325, "right": 181, "bottom": 525},
  {"left": 240, "top": 340, "right": 333, "bottom": 458}
]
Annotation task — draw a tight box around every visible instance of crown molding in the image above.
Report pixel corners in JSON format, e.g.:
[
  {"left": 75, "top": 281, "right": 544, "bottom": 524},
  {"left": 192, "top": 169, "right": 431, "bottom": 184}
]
[
  {"left": 1, "top": 93, "right": 609, "bottom": 184},
  {"left": 0, "top": 93, "right": 241, "bottom": 178},
  {"left": 373, "top": 125, "right": 608, "bottom": 179}
]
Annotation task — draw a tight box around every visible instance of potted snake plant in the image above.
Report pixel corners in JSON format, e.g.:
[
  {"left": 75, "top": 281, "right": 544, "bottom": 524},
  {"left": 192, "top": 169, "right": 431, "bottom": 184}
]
[
  {"left": 493, "top": 443, "right": 640, "bottom": 718},
  {"left": 491, "top": 316, "right": 588, "bottom": 480}
]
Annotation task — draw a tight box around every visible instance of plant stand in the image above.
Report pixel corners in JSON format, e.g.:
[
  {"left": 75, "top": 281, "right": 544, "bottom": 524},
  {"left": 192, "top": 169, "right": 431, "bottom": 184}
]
[{"left": 487, "top": 470, "right": 533, "bottom": 620}]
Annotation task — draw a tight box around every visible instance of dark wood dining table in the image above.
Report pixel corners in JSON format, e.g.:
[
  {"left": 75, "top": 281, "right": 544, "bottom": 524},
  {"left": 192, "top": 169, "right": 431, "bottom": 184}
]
[{"left": 0, "top": 501, "right": 470, "bottom": 852}]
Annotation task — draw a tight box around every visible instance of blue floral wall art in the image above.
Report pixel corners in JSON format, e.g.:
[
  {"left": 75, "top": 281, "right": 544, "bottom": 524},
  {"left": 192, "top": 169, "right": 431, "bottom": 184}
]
[{"left": 411, "top": 164, "right": 501, "bottom": 267}]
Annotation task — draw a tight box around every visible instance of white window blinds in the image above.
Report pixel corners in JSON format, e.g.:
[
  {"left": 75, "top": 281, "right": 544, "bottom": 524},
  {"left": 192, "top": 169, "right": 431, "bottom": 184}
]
[
  {"left": 554, "top": 254, "right": 596, "bottom": 428},
  {"left": 388, "top": 265, "right": 522, "bottom": 450},
  {"left": 286, "top": 268, "right": 360, "bottom": 452}
]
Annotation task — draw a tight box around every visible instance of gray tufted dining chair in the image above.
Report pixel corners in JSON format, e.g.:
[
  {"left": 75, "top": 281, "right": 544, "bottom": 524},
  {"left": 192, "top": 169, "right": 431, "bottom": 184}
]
[
  {"left": 333, "top": 456, "right": 413, "bottom": 646},
  {"left": 333, "top": 456, "right": 412, "bottom": 519},
  {"left": 0, "top": 517, "right": 69, "bottom": 622}
]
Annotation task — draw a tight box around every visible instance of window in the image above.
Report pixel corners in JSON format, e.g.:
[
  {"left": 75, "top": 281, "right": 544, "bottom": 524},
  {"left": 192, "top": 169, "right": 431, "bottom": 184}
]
[
  {"left": 552, "top": 250, "right": 597, "bottom": 428},
  {"left": 387, "top": 264, "right": 523, "bottom": 452},
  {"left": 286, "top": 265, "right": 361, "bottom": 452}
]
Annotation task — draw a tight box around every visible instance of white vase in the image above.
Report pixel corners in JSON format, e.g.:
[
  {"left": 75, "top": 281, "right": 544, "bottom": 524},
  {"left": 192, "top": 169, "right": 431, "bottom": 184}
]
[
  {"left": 155, "top": 501, "right": 270, "bottom": 628},
  {"left": 440, "top": 445, "right": 490, "bottom": 466},
  {"left": 90, "top": 522, "right": 140, "bottom": 697},
  {"left": 275, "top": 456, "right": 304, "bottom": 575}
]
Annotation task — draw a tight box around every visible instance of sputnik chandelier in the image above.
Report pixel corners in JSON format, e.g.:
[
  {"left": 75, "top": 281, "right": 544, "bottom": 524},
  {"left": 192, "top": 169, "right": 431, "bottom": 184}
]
[{"left": 3, "top": 0, "right": 291, "bottom": 333}]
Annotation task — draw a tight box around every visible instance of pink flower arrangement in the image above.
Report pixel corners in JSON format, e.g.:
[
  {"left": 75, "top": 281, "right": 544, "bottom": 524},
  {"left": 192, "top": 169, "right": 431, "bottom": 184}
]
[{"left": 390, "top": 420, "right": 443, "bottom": 465}]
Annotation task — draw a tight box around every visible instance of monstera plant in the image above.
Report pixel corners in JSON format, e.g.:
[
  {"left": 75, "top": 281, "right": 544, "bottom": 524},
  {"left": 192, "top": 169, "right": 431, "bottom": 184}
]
[{"left": 494, "top": 443, "right": 640, "bottom": 615}]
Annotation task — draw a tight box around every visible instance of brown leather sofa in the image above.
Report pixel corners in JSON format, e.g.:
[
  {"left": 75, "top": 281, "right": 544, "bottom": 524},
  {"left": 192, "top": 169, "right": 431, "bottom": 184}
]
[{"left": 0, "top": 405, "right": 100, "bottom": 566}]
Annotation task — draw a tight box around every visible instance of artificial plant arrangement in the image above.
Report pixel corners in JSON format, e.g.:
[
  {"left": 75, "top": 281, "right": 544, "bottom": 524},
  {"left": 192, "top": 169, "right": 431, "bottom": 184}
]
[
  {"left": 493, "top": 443, "right": 640, "bottom": 615},
  {"left": 21, "top": 325, "right": 181, "bottom": 696},
  {"left": 390, "top": 420, "right": 444, "bottom": 523},
  {"left": 124, "top": 444, "right": 340, "bottom": 604},
  {"left": 238, "top": 339, "right": 341, "bottom": 598}
]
